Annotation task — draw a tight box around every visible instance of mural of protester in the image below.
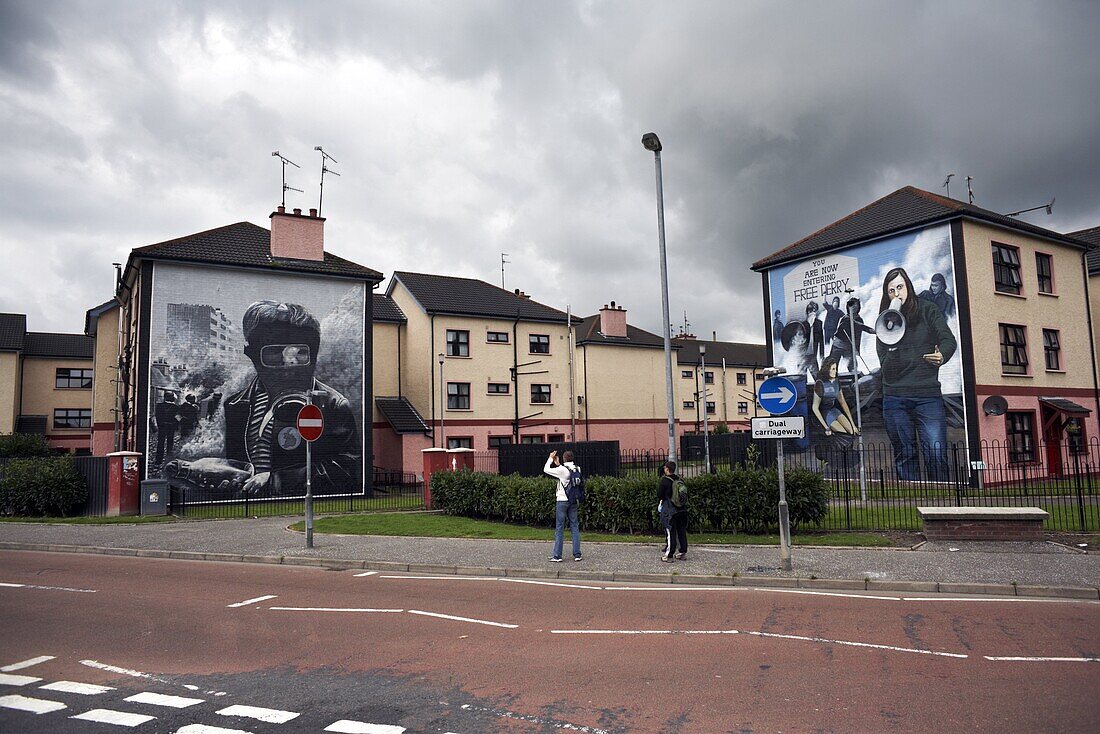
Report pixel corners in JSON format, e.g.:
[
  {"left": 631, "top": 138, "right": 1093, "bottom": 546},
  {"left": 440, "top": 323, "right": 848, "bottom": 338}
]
[
  {"left": 812, "top": 357, "right": 858, "bottom": 437},
  {"left": 781, "top": 320, "right": 818, "bottom": 381},
  {"left": 823, "top": 296, "right": 843, "bottom": 343},
  {"left": 772, "top": 309, "right": 784, "bottom": 343},
  {"left": 918, "top": 273, "right": 956, "bottom": 318},
  {"left": 806, "top": 301, "right": 825, "bottom": 364},
  {"left": 153, "top": 392, "right": 179, "bottom": 465},
  {"left": 828, "top": 297, "right": 875, "bottom": 375},
  {"left": 178, "top": 394, "right": 200, "bottom": 440},
  {"left": 876, "top": 267, "right": 957, "bottom": 482}
]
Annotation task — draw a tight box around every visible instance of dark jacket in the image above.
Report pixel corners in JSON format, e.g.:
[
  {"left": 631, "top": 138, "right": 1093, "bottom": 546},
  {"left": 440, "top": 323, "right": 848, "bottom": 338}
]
[
  {"left": 823, "top": 304, "right": 843, "bottom": 343},
  {"left": 658, "top": 474, "right": 684, "bottom": 515},
  {"left": 225, "top": 377, "right": 361, "bottom": 495},
  {"left": 876, "top": 298, "right": 957, "bottom": 397}
]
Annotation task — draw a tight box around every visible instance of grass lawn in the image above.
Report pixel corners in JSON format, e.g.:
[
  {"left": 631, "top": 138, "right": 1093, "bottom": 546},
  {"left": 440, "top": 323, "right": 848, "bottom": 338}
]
[
  {"left": 816, "top": 501, "right": 1100, "bottom": 532},
  {"left": 290, "top": 512, "right": 895, "bottom": 547}
]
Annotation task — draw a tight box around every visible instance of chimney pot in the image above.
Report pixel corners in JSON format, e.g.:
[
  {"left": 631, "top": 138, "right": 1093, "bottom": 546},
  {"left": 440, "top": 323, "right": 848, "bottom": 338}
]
[
  {"left": 293, "top": 208, "right": 302, "bottom": 216},
  {"left": 610, "top": 300, "right": 616, "bottom": 308},
  {"left": 277, "top": 205, "right": 286, "bottom": 214},
  {"left": 309, "top": 208, "right": 318, "bottom": 217}
]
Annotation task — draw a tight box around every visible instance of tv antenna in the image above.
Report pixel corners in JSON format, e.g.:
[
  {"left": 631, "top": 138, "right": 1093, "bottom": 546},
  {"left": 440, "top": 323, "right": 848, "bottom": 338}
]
[
  {"left": 965, "top": 175, "right": 975, "bottom": 205},
  {"left": 942, "top": 173, "right": 955, "bottom": 199},
  {"left": 501, "top": 253, "right": 511, "bottom": 290},
  {"left": 271, "top": 151, "right": 302, "bottom": 207},
  {"left": 1006, "top": 197, "right": 1055, "bottom": 218},
  {"left": 314, "top": 146, "right": 340, "bottom": 216}
]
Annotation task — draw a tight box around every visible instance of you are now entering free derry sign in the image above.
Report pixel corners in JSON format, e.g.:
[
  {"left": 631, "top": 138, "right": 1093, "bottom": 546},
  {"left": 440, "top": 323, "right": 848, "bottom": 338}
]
[{"left": 751, "top": 416, "right": 806, "bottom": 440}]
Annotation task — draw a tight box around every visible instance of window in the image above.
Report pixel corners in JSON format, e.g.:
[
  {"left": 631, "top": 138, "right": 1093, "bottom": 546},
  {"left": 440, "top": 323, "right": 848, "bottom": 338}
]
[
  {"left": 447, "top": 382, "right": 470, "bottom": 410},
  {"left": 683, "top": 401, "right": 695, "bottom": 410},
  {"left": 1066, "top": 417, "right": 1087, "bottom": 455},
  {"left": 999, "top": 324, "right": 1028, "bottom": 375},
  {"left": 736, "top": 372, "right": 747, "bottom": 385},
  {"left": 529, "top": 334, "right": 550, "bottom": 354},
  {"left": 55, "top": 368, "right": 93, "bottom": 389},
  {"left": 704, "top": 371, "right": 714, "bottom": 384},
  {"left": 54, "top": 408, "right": 91, "bottom": 429},
  {"left": 681, "top": 370, "right": 693, "bottom": 379},
  {"left": 520, "top": 435, "right": 545, "bottom": 444},
  {"left": 992, "top": 243, "right": 1022, "bottom": 295},
  {"left": 1043, "top": 329, "right": 1061, "bottom": 371},
  {"left": 446, "top": 329, "right": 469, "bottom": 357},
  {"left": 737, "top": 401, "right": 749, "bottom": 414},
  {"left": 531, "top": 384, "right": 552, "bottom": 404},
  {"left": 487, "top": 330, "right": 509, "bottom": 343},
  {"left": 548, "top": 433, "right": 565, "bottom": 442},
  {"left": 488, "top": 436, "right": 512, "bottom": 448},
  {"left": 1035, "top": 253, "right": 1054, "bottom": 294},
  {"left": 447, "top": 437, "right": 473, "bottom": 449},
  {"left": 487, "top": 382, "right": 510, "bottom": 395},
  {"left": 1005, "top": 411, "right": 1036, "bottom": 463},
  {"left": 706, "top": 401, "right": 716, "bottom": 415}
]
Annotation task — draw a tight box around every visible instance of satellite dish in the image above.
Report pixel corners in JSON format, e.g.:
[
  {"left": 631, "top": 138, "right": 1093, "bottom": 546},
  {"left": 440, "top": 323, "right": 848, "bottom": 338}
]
[
  {"left": 875, "top": 298, "right": 906, "bottom": 346},
  {"left": 983, "top": 395, "right": 1008, "bottom": 416}
]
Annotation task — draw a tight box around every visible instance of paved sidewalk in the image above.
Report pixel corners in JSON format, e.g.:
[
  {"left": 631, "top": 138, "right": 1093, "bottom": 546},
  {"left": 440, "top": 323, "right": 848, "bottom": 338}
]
[{"left": 1, "top": 517, "right": 1098, "bottom": 598}]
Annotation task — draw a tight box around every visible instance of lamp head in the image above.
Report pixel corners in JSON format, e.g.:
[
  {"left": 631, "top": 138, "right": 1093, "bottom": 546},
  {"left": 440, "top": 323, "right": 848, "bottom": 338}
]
[
  {"left": 437, "top": 352, "right": 445, "bottom": 366},
  {"left": 641, "top": 132, "right": 662, "bottom": 152}
]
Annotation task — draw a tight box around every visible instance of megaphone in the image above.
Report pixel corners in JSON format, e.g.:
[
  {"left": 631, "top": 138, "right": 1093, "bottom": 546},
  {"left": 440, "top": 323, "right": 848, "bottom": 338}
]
[{"left": 875, "top": 298, "right": 906, "bottom": 345}]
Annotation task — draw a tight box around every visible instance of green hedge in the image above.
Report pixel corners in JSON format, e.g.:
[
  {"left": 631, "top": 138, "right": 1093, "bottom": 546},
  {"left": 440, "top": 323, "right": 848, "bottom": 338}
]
[
  {"left": 0, "top": 433, "right": 53, "bottom": 458},
  {"left": 430, "top": 465, "right": 829, "bottom": 535},
  {"left": 0, "top": 456, "right": 88, "bottom": 517}
]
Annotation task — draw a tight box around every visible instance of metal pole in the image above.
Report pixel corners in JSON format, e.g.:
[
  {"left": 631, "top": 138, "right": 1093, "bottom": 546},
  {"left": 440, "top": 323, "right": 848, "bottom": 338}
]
[
  {"left": 438, "top": 355, "right": 445, "bottom": 449},
  {"left": 305, "top": 395, "right": 314, "bottom": 549},
  {"left": 777, "top": 438, "right": 792, "bottom": 570},
  {"left": 701, "top": 345, "right": 711, "bottom": 473},
  {"left": 651, "top": 148, "right": 677, "bottom": 461},
  {"left": 846, "top": 289, "right": 867, "bottom": 501},
  {"left": 568, "top": 304, "right": 576, "bottom": 442}
]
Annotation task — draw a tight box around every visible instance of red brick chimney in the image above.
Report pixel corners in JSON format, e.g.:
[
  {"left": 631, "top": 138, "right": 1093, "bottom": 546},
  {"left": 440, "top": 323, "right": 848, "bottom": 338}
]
[
  {"left": 599, "top": 301, "right": 627, "bottom": 338},
  {"left": 269, "top": 205, "right": 325, "bottom": 261}
]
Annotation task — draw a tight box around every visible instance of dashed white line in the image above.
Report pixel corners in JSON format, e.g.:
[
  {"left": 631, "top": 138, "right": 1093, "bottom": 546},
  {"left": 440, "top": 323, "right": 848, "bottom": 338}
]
[
  {"left": 1, "top": 655, "right": 55, "bottom": 672},
  {"left": 126, "top": 691, "right": 205, "bottom": 708},
  {"left": 175, "top": 725, "right": 254, "bottom": 734},
  {"left": 602, "top": 586, "right": 745, "bottom": 591},
  {"left": 748, "top": 588, "right": 901, "bottom": 601},
  {"left": 269, "top": 607, "right": 403, "bottom": 613},
  {"left": 0, "top": 673, "right": 42, "bottom": 686},
  {"left": 0, "top": 582, "right": 25, "bottom": 587},
  {"left": 217, "top": 703, "right": 301, "bottom": 723},
  {"left": 379, "top": 575, "right": 495, "bottom": 581},
  {"left": 0, "top": 693, "right": 67, "bottom": 714},
  {"left": 744, "top": 630, "right": 968, "bottom": 658},
  {"left": 407, "top": 609, "right": 518, "bottom": 629},
  {"left": 984, "top": 656, "right": 1100, "bottom": 662},
  {"left": 227, "top": 594, "right": 278, "bottom": 608},
  {"left": 71, "top": 708, "right": 156, "bottom": 726},
  {"left": 80, "top": 659, "right": 168, "bottom": 683},
  {"left": 0, "top": 581, "right": 96, "bottom": 593},
  {"left": 552, "top": 629, "right": 739, "bottom": 635},
  {"left": 324, "top": 720, "right": 406, "bottom": 733},
  {"left": 41, "top": 681, "right": 115, "bottom": 695},
  {"left": 353, "top": 571, "right": 378, "bottom": 577},
  {"left": 500, "top": 578, "right": 603, "bottom": 590}
]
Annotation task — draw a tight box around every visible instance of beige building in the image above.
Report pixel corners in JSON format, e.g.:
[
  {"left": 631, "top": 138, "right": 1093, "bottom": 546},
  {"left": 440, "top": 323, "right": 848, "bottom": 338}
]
[{"left": 672, "top": 337, "right": 769, "bottom": 432}]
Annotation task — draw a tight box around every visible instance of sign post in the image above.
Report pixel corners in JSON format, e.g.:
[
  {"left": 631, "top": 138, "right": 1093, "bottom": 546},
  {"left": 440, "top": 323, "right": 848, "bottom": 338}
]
[
  {"left": 756, "top": 372, "right": 800, "bottom": 571},
  {"left": 297, "top": 401, "right": 325, "bottom": 549}
]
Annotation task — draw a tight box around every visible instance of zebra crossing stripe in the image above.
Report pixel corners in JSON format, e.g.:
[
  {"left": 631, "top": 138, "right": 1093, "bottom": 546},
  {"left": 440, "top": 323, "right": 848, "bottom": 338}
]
[
  {"left": 0, "top": 693, "right": 67, "bottom": 714},
  {"left": 41, "top": 681, "right": 115, "bottom": 695},
  {"left": 1, "top": 656, "right": 55, "bottom": 672},
  {"left": 325, "top": 720, "right": 407, "bottom": 733},
  {"left": 0, "top": 673, "right": 42, "bottom": 686},
  {"left": 125, "top": 691, "right": 205, "bottom": 708},
  {"left": 72, "top": 708, "right": 156, "bottom": 727},
  {"left": 217, "top": 703, "right": 300, "bottom": 723},
  {"left": 174, "top": 725, "right": 254, "bottom": 734}
]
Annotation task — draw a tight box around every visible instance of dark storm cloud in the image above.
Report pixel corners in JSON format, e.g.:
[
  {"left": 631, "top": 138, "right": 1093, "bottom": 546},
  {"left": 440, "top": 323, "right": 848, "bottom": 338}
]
[{"left": 1, "top": 0, "right": 1098, "bottom": 343}]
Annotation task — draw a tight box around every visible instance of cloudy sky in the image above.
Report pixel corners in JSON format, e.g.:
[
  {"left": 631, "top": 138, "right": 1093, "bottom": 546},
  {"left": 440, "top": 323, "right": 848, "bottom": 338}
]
[{"left": 2, "top": 0, "right": 1098, "bottom": 341}]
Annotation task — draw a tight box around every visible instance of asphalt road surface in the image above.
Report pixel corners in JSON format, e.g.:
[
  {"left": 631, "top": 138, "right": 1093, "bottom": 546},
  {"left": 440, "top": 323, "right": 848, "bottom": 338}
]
[{"left": 1, "top": 550, "right": 1098, "bottom": 733}]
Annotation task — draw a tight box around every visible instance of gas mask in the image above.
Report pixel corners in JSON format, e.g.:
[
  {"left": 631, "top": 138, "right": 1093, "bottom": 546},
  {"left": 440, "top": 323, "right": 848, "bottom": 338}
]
[{"left": 249, "top": 340, "right": 317, "bottom": 398}]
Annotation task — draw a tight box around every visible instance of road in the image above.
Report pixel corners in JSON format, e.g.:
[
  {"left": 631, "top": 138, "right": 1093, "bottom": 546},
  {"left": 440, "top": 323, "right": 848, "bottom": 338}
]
[{"left": 1, "top": 550, "right": 1098, "bottom": 733}]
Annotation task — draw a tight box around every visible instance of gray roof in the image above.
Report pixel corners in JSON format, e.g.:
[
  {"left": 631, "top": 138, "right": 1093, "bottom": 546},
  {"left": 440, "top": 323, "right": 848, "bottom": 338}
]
[
  {"left": 754, "top": 186, "right": 1093, "bottom": 271},
  {"left": 674, "top": 338, "right": 769, "bottom": 367},
  {"left": 23, "top": 332, "right": 95, "bottom": 360},
  {"left": 84, "top": 299, "right": 118, "bottom": 337},
  {"left": 375, "top": 396, "right": 431, "bottom": 434},
  {"left": 575, "top": 314, "right": 669, "bottom": 349},
  {"left": 0, "top": 313, "right": 26, "bottom": 351},
  {"left": 1069, "top": 226, "right": 1100, "bottom": 274},
  {"left": 390, "top": 271, "right": 572, "bottom": 323},
  {"left": 1038, "top": 397, "right": 1091, "bottom": 415},
  {"left": 128, "top": 221, "right": 382, "bottom": 281},
  {"left": 372, "top": 294, "right": 407, "bottom": 323}
]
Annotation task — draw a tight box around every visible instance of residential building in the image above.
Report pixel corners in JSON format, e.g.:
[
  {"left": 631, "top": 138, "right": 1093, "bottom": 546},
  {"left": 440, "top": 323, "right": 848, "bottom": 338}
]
[{"left": 673, "top": 336, "right": 769, "bottom": 432}]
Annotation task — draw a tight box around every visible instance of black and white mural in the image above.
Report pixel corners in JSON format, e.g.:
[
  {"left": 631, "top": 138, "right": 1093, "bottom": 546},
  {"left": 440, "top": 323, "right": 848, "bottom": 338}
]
[{"left": 146, "top": 262, "right": 366, "bottom": 501}]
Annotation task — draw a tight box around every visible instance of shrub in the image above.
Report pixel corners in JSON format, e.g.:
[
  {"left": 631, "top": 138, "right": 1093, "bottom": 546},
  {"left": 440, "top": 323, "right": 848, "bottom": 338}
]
[
  {"left": 0, "top": 456, "right": 88, "bottom": 516},
  {"left": 0, "top": 433, "right": 53, "bottom": 458}
]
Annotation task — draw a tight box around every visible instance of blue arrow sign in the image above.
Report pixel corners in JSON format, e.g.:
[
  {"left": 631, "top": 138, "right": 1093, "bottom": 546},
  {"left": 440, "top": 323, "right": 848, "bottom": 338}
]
[{"left": 758, "top": 376, "right": 797, "bottom": 416}]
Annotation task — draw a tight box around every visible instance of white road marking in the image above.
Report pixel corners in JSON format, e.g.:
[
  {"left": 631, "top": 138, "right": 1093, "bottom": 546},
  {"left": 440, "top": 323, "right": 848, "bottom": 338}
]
[
  {"left": 500, "top": 578, "right": 603, "bottom": 590},
  {"left": 460, "top": 702, "right": 609, "bottom": 733},
  {"left": 1, "top": 655, "right": 55, "bottom": 672},
  {"left": 175, "top": 725, "right": 254, "bottom": 734},
  {"left": 552, "top": 629, "right": 739, "bottom": 635},
  {"left": 41, "top": 681, "right": 115, "bottom": 695},
  {"left": 0, "top": 673, "right": 42, "bottom": 686},
  {"left": 984, "top": 656, "right": 1100, "bottom": 662},
  {"left": 325, "top": 720, "right": 406, "bottom": 733},
  {"left": 217, "top": 703, "right": 301, "bottom": 723},
  {"left": 750, "top": 588, "right": 901, "bottom": 601},
  {"left": 227, "top": 595, "right": 278, "bottom": 608},
  {"left": 407, "top": 609, "right": 518, "bottom": 629},
  {"left": 0, "top": 582, "right": 25, "bottom": 587},
  {"left": 744, "top": 630, "right": 969, "bottom": 658},
  {"left": 80, "top": 659, "right": 168, "bottom": 683},
  {"left": 0, "top": 693, "right": 67, "bottom": 714},
  {"left": 380, "top": 575, "right": 496, "bottom": 581},
  {"left": 270, "top": 607, "right": 403, "bottom": 613},
  {"left": 602, "top": 587, "right": 745, "bottom": 591},
  {"left": 0, "top": 581, "right": 96, "bottom": 593},
  {"left": 353, "top": 571, "right": 378, "bottom": 577},
  {"left": 903, "top": 597, "right": 1098, "bottom": 604},
  {"left": 126, "top": 691, "right": 205, "bottom": 708},
  {"left": 72, "top": 708, "right": 156, "bottom": 726}
]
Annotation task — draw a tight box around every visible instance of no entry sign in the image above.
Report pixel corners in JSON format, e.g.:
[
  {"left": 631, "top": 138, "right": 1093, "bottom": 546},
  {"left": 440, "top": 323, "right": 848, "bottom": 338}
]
[{"left": 296, "top": 404, "right": 324, "bottom": 442}]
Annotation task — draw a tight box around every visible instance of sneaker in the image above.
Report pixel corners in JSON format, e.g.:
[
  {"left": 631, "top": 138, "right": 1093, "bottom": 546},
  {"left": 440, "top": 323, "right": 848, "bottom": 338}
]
[
  {"left": 675, "top": 552, "right": 687, "bottom": 560},
  {"left": 549, "top": 556, "right": 563, "bottom": 563},
  {"left": 573, "top": 555, "right": 583, "bottom": 562},
  {"left": 660, "top": 556, "right": 674, "bottom": 563}
]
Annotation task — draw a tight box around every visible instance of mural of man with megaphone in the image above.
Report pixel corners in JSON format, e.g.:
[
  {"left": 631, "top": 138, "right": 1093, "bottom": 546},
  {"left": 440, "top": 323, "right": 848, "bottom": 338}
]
[{"left": 876, "top": 267, "right": 957, "bottom": 482}]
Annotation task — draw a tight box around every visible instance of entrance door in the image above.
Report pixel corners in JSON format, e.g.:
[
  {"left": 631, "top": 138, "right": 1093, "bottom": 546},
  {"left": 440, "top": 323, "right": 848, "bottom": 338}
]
[{"left": 1041, "top": 404, "right": 1064, "bottom": 477}]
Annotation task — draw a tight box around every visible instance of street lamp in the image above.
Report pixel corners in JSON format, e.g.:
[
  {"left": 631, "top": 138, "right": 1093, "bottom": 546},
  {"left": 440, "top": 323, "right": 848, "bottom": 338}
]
[
  {"left": 700, "top": 343, "right": 711, "bottom": 474},
  {"left": 642, "top": 132, "right": 677, "bottom": 462},
  {"left": 761, "top": 365, "right": 792, "bottom": 571},
  {"left": 844, "top": 288, "right": 868, "bottom": 502},
  {"left": 438, "top": 352, "right": 446, "bottom": 449}
]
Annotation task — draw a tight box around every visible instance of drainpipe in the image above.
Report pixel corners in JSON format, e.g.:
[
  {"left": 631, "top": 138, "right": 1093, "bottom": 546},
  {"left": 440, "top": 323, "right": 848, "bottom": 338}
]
[
  {"left": 1082, "top": 249, "right": 1100, "bottom": 436},
  {"left": 429, "top": 313, "right": 436, "bottom": 445}
]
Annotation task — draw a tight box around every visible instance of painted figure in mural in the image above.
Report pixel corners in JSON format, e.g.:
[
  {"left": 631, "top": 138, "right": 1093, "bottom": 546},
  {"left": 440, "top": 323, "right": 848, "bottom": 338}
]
[
  {"left": 918, "top": 273, "right": 956, "bottom": 318},
  {"left": 772, "top": 309, "right": 784, "bottom": 343},
  {"left": 224, "top": 301, "right": 362, "bottom": 496},
  {"left": 153, "top": 392, "right": 179, "bottom": 465},
  {"left": 828, "top": 297, "right": 874, "bottom": 375},
  {"left": 806, "top": 301, "right": 825, "bottom": 364},
  {"left": 812, "top": 357, "right": 858, "bottom": 437},
  {"left": 876, "top": 268, "right": 957, "bottom": 482},
  {"left": 178, "top": 394, "right": 200, "bottom": 440},
  {"left": 780, "top": 320, "right": 818, "bottom": 381},
  {"left": 823, "top": 296, "right": 843, "bottom": 343}
]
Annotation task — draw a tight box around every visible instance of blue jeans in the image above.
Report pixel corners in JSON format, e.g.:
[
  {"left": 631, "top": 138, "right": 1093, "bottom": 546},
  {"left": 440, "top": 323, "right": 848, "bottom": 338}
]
[
  {"left": 882, "top": 395, "right": 949, "bottom": 482},
  {"left": 554, "top": 500, "right": 580, "bottom": 559}
]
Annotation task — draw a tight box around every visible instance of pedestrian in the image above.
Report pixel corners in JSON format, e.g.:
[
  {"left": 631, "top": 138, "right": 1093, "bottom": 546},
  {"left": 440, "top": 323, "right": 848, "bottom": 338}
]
[
  {"left": 657, "top": 460, "right": 688, "bottom": 562},
  {"left": 544, "top": 449, "right": 582, "bottom": 562}
]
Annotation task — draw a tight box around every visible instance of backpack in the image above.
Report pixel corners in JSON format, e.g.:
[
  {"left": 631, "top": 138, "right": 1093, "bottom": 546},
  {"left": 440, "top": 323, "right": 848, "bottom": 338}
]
[
  {"left": 670, "top": 479, "right": 688, "bottom": 510},
  {"left": 565, "top": 467, "right": 586, "bottom": 504}
]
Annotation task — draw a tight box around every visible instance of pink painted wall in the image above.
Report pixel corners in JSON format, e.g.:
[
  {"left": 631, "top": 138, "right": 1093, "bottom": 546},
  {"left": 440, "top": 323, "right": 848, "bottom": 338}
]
[
  {"left": 269, "top": 207, "right": 324, "bottom": 261},
  {"left": 91, "top": 427, "right": 115, "bottom": 456}
]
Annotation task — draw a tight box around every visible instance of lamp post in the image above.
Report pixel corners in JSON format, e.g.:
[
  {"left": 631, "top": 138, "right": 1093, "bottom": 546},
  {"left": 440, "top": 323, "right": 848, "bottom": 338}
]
[
  {"left": 700, "top": 343, "right": 711, "bottom": 474},
  {"left": 438, "top": 352, "right": 446, "bottom": 449},
  {"left": 642, "top": 132, "right": 677, "bottom": 462},
  {"left": 844, "top": 288, "right": 868, "bottom": 502}
]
